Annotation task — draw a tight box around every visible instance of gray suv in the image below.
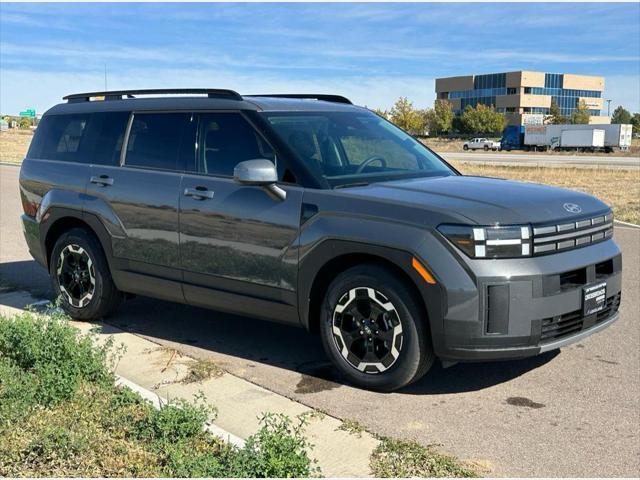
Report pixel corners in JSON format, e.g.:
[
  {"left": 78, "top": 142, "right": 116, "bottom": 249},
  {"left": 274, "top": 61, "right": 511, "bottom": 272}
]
[{"left": 19, "top": 89, "right": 622, "bottom": 391}]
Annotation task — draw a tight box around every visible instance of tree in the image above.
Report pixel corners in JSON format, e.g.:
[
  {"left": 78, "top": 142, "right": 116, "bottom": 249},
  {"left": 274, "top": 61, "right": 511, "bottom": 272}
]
[
  {"left": 631, "top": 113, "right": 640, "bottom": 134},
  {"left": 425, "top": 100, "right": 454, "bottom": 135},
  {"left": 370, "top": 108, "right": 389, "bottom": 120},
  {"left": 611, "top": 106, "right": 632, "bottom": 124},
  {"left": 389, "top": 97, "right": 426, "bottom": 135},
  {"left": 570, "top": 100, "right": 590, "bottom": 124},
  {"left": 547, "top": 99, "right": 568, "bottom": 124},
  {"left": 18, "top": 117, "right": 32, "bottom": 128},
  {"left": 459, "top": 104, "right": 506, "bottom": 134}
]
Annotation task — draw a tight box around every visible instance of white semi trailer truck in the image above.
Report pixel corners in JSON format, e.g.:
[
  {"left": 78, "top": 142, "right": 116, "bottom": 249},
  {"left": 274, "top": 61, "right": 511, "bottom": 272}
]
[{"left": 522, "top": 124, "right": 632, "bottom": 152}]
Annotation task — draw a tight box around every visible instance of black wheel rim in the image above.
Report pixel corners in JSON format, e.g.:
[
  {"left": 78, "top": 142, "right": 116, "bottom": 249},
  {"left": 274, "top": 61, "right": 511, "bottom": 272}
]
[
  {"left": 56, "top": 244, "right": 95, "bottom": 308},
  {"left": 332, "top": 287, "right": 403, "bottom": 374}
]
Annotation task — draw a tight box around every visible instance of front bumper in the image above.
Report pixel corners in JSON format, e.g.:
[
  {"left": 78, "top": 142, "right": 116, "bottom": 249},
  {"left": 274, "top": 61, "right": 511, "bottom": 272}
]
[{"left": 423, "top": 236, "right": 622, "bottom": 361}]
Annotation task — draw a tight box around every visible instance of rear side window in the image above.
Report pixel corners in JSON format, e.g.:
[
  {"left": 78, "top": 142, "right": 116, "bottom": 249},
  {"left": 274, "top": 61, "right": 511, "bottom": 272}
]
[
  {"left": 86, "top": 112, "right": 130, "bottom": 166},
  {"left": 124, "top": 113, "right": 195, "bottom": 171},
  {"left": 28, "top": 114, "right": 91, "bottom": 161},
  {"left": 28, "top": 112, "right": 130, "bottom": 165}
]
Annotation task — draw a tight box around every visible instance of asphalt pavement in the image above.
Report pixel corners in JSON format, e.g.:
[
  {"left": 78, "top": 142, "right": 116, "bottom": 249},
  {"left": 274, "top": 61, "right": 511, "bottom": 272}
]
[{"left": 1, "top": 163, "right": 638, "bottom": 476}]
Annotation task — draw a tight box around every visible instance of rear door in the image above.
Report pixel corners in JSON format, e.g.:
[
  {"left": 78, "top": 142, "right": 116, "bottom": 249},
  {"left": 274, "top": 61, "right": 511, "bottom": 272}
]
[
  {"left": 85, "top": 111, "right": 196, "bottom": 302},
  {"left": 179, "top": 111, "right": 303, "bottom": 324}
]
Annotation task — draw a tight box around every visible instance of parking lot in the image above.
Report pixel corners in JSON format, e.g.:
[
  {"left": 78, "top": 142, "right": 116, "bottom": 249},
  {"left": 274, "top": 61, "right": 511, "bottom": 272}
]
[{"left": 1, "top": 163, "right": 639, "bottom": 476}]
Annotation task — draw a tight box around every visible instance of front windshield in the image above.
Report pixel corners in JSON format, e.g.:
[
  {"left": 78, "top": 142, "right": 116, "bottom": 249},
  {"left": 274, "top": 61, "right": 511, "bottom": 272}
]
[{"left": 261, "top": 110, "right": 455, "bottom": 187}]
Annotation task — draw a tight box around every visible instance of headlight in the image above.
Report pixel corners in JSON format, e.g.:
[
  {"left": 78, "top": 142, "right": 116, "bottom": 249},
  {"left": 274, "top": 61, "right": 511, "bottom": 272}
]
[{"left": 438, "top": 224, "right": 531, "bottom": 258}]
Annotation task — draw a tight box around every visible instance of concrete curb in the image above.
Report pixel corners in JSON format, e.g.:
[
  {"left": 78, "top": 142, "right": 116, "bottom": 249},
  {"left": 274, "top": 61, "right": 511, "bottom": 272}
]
[
  {"left": 614, "top": 219, "right": 640, "bottom": 229},
  {"left": 115, "top": 374, "right": 246, "bottom": 448}
]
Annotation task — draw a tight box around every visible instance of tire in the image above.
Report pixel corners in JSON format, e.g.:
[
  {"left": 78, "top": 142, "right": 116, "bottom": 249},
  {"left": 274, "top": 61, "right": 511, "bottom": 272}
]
[
  {"left": 484, "top": 145, "right": 489, "bottom": 151},
  {"left": 319, "top": 264, "right": 435, "bottom": 392},
  {"left": 463, "top": 144, "right": 469, "bottom": 151},
  {"left": 50, "top": 227, "right": 122, "bottom": 320}
]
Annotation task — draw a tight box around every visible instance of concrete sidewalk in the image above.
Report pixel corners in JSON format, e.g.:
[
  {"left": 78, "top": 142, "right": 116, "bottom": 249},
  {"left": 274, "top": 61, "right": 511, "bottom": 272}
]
[{"left": 0, "top": 290, "right": 379, "bottom": 477}]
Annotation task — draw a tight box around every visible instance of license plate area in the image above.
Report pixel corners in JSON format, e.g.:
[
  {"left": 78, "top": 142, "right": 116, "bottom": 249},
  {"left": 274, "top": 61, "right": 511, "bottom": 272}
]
[{"left": 583, "top": 282, "right": 607, "bottom": 316}]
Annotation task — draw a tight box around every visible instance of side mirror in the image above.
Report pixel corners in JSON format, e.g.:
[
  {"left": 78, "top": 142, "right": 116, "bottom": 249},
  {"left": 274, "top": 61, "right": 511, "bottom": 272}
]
[{"left": 233, "top": 159, "right": 286, "bottom": 201}]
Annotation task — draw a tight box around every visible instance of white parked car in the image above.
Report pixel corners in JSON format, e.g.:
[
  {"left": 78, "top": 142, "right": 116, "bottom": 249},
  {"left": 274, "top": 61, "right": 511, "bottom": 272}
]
[{"left": 463, "top": 138, "right": 501, "bottom": 151}]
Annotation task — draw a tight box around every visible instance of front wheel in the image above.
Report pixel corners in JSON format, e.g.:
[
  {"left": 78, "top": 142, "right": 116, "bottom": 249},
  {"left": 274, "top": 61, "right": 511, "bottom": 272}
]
[
  {"left": 484, "top": 145, "right": 489, "bottom": 151},
  {"left": 50, "top": 228, "right": 122, "bottom": 320},
  {"left": 319, "top": 265, "right": 434, "bottom": 391}
]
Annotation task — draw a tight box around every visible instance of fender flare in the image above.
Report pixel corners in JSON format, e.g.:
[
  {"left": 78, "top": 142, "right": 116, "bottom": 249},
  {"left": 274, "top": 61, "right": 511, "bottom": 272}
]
[
  {"left": 297, "top": 238, "right": 445, "bottom": 338},
  {"left": 39, "top": 206, "right": 116, "bottom": 273}
]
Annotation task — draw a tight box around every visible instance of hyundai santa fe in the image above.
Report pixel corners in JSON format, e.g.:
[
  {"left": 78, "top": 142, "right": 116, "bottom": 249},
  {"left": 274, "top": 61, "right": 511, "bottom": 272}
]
[{"left": 19, "top": 89, "right": 622, "bottom": 391}]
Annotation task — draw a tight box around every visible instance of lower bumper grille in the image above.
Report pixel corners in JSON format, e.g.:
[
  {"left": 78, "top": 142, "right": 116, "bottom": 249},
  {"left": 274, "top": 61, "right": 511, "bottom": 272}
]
[{"left": 540, "top": 293, "right": 621, "bottom": 342}]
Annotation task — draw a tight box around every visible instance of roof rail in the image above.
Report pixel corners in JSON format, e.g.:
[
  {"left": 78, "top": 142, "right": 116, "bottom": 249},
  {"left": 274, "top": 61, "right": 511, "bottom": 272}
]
[
  {"left": 63, "top": 88, "right": 243, "bottom": 103},
  {"left": 247, "top": 94, "right": 352, "bottom": 105}
]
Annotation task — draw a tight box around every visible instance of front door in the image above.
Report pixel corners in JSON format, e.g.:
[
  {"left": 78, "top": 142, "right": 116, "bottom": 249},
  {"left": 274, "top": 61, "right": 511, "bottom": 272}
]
[{"left": 179, "top": 112, "right": 303, "bottom": 324}]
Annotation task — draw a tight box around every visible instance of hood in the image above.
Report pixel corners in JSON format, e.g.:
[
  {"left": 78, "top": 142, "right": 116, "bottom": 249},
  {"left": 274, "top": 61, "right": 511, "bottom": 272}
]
[{"left": 343, "top": 175, "right": 610, "bottom": 225}]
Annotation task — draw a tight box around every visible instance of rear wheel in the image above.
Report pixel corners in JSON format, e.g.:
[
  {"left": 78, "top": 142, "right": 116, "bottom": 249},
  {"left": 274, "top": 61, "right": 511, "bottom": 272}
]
[
  {"left": 463, "top": 144, "right": 469, "bottom": 151},
  {"left": 50, "top": 228, "right": 122, "bottom": 320},
  {"left": 484, "top": 145, "right": 489, "bottom": 151},
  {"left": 319, "top": 265, "right": 434, "bottom": 391}
]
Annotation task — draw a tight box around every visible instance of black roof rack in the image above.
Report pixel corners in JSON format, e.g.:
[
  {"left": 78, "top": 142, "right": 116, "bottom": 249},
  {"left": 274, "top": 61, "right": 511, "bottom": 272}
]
[
  {"left": 247, "top": 94, "right": 352, "bottom": 105},
  {"left": 63, "top": 88, "right": 243, "bottom": 103}
]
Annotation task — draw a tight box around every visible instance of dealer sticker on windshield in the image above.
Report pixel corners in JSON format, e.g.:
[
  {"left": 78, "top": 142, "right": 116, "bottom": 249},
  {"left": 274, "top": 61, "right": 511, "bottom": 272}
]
[{"left": 583, "top": 282, "right": 607, "bottom": 316}]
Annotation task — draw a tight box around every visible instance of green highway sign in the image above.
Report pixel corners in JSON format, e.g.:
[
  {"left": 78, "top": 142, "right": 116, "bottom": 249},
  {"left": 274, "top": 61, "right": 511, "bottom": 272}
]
[{"left": 19, "top": 109, "right": 36, "bottom": 118}]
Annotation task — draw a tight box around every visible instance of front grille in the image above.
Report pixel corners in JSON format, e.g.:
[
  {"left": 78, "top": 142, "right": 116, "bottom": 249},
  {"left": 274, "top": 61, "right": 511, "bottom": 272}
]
[
  {"left": 532, "top": 212, "right": 613, "bottom": 255},
  {"left": 540, "top": 292, "right": 621, "bottom": 342}
]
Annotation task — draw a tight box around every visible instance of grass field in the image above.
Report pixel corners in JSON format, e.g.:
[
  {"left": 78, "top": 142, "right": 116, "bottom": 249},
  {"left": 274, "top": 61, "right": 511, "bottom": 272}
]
[
  {"left": 0, "top": 129, "right": 33, "bottom": 164},
  {"left": 1, "top": 129, "right": 637, "bottom": 223}
]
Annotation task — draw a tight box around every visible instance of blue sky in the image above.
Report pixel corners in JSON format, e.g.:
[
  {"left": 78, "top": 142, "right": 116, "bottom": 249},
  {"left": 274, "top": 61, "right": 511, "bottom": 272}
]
[{"left": 1, "top": 2, "right": 639, "bottom": 115}]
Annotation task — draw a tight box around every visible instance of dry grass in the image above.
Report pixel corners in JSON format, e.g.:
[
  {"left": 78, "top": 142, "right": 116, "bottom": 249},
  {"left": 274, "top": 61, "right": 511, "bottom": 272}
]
[
  {"left": 452, "top": 161, "right": 640, "bottom": 224},
  {"left": 181, "top": 359, "right": 224, "bottom": 384},
  {"left": 0, "top": 129, "right": 33, "bottom": 164}
]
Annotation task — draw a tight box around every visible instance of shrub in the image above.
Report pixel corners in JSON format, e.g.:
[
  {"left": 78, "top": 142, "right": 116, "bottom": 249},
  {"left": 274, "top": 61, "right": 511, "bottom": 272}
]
[
  {"left": 231, "top": 413, "right": 319, "bottom": 478},
  {"left": 370, "top": 437, "right": 476, "bottom": 478},
  {"left": 0, "top": 311, "right": 319, "bottom": 477},
  {"left": 0, "top": 311, "right": 112, "bottom": 407}
]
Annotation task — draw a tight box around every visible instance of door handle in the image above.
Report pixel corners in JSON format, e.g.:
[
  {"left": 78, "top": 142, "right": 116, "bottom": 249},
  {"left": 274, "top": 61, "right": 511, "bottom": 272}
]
[
  {"left": 90, "top": 175, "right": 114, "bottom": 186},
  {"left": 184, "top": 186, "right": 214, "bottom": 200}
]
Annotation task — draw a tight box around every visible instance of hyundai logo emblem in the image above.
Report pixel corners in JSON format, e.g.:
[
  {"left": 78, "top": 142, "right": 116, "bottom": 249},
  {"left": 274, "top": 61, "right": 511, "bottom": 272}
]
[{"left": 563, "top": 203, "right": 582, "bottom": 214}]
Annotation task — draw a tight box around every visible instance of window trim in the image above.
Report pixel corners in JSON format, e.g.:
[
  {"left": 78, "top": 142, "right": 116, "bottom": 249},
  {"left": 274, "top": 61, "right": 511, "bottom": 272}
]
[{"left": 119, "top": 113, "right": 135, "bottom": 167}]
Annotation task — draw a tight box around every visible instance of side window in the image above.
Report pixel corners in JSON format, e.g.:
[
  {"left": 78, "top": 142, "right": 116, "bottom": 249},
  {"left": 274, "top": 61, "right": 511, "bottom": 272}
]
[
  {"left": 124, "top": 113, "right": 195, "bottom": 171},
  {"left": 86, "top": 112, "right": 131, "bottom": 166},
  {"left": 28, "top": 114, "right": 91, "bottom": 162},
  {"left": 198, "top": 112, "right": 275, "bottom": 177}
]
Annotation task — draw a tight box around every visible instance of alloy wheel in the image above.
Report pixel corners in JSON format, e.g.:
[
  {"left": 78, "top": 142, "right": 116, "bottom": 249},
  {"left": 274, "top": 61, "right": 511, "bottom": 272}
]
[
  {"left": 56, "top": 244, "right": 95, "bottom": 308},
  {"left": 332, "top": 287, "right": 403, "bottom": 374}
]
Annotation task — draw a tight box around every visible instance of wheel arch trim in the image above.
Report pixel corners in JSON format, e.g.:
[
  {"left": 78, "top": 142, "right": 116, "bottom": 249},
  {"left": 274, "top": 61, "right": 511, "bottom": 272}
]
[
  {"left": 39, "top": 206, "right": 116, "bottom": 274},
  {"left": 297, "top": 239, "right": 445, "bottom": 340}
]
